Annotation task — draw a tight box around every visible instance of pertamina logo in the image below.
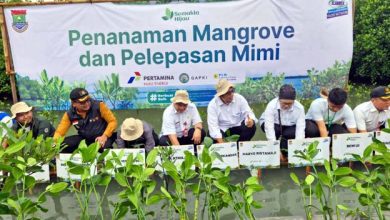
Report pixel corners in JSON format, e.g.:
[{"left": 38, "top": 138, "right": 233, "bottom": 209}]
[
  {"left": 161, "top": 8, "right": 199, "bottom": 22},
  {"left": 127, "top": 72, "right": 141, "bottom": 84},
  {"left": 11, "top": 10, "right": 28, "bottom": 33}
]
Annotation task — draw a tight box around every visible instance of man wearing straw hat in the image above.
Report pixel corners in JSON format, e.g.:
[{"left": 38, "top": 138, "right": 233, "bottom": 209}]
[
  {"left": 159, "top": 90, "right": 206, "bottom": 146},
  {"left": 10, "top": 101, "right": 55, "bottom": 138},
  {"left": 116, "top": 117, "right": 159, "bottom": 152},
  {"left": 207, "top": 79, "right": 257, "bottom": 143},
  {"left": 353, "top": 86, "right": 390, "bottom": 132},
  {"left": 54, "top": 88, "right": 117, "bottom": 153}
]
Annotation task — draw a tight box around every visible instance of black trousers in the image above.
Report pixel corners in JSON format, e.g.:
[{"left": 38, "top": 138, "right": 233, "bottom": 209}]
[
  {"left": 260, "top": 123, "right": 296, "bottom": 149},
  {"left": 305, "top": 119, "right": 349, "bottom": 138},
  {"left": 218, "top": 120, "right": 257, "bottom": 142},
  {"left": 159, "top": 128, "right": 206, "bottom": 146},
  {"left": 61, "top": 132, "right": 117, "bottom": 153}
]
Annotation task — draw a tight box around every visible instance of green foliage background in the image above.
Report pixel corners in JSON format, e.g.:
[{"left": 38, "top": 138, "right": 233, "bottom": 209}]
[{"left": 350, "top": 0, "right": 390, "bottom": 85}]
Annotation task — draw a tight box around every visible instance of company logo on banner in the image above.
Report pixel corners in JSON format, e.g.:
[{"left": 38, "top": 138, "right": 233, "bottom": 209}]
[
  {"left": 162, "top": 8, "right": 200, "bottom": 22},
  {"left": 11, "top": 10, "right": 28, "bottom": 33},
  {"left": 327, "top": 0, "right": 348, "bottom": 18},
  {"left": 127, "top": 71, "right": 141, "bottom": 84}
]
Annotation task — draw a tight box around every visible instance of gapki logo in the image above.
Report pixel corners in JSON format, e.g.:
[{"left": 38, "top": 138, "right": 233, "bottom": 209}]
[
  {"left": 11, "top": 10, "right": 28, "bottom": 33},
  {"left": 162, "top": 8, "right": 200, "bottom": 22},
  {"left": 327, "top": 0, "right": 348, "bottom": 19}
]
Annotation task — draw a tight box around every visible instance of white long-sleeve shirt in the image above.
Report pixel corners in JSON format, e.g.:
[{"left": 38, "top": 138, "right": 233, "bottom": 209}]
[
  {"left": 259, "top": 98, "right": 306, "bottom": 141},
  {"left": 207, "top": 93, "right": 257, "bottom": 139}
]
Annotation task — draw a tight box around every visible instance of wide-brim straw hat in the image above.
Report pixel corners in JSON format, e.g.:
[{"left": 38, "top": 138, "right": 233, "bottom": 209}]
[
  {"left": 171, "top": 90, "right": 191, "bottom": 104},
  {"left": 215, "top": 79, "right": 235, "bottom": 97},
  {"left": 120, "top": 118, "right": 143, "bottom": 141},
  {"left": 10, "top": 102, "right": 33, "bottom": 119}
]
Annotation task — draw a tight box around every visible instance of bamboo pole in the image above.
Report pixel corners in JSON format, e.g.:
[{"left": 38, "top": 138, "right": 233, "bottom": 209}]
[{"left": 0, "top": 6, "right": 18, "bottom": 103}]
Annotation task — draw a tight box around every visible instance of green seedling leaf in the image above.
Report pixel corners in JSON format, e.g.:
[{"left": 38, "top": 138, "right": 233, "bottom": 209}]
[
  {"left": 46, "top": 182, "right": 68, "bottom": 194},
  {"left": 290, "top": 172, "right": 300, "bottom": 185},
  {"left": 5, "top": 141, "right": 25, "bottom": 155},
  {"left": 245, "top": 176, "right": 259, "bottom": 185},
  {"left": 214, "top": 180, "right": 229, "bottom": 193},
  {"left": 146, "top": 194, "right": 163, "bottom": 205},
  {"left": 25, "top": 175, "right": 36, "bottom": 189},
  {"left": 317, "top": 173, "right": 331, "bottom": 187},
  {"left": 160, "top": 186, "right": 172, "bottom": 200},
  {"left": 334, "top": 167, "right": 352, "bottom": 176},
  {"left": 146, "top": 149, "right": 158, "bottom": 166},
  {"left": 337, "top": 176, "right": 356, "bottom": 187},
  {"left": 337, "top": 204, "right": 349, "bottom": 210},
  {"left": 115, "top": 173, "right": 128, "bottom": 187},
  {"left": 305, "top": 174, "right": 315, "bottom": 185}
]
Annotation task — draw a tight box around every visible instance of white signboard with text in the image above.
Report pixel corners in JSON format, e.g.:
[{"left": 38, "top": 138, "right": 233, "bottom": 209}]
[
  {"left": 30, "top": 164, "right": 50, "bottom": 182},
  {"left": 155, "top": 145, "right": 195, "bottom": 172},
  {"left": 239, "top": 141, "right": 280, "bottom": 168},
  {"left": 56, "top": 154, "right": 97, "bottom": 181},
  {"left": 332, "top": 132, "right": 374, "bottom": 161},
  {"left": 375, "top": 131, "right": 390, "bottom": 148},
  {"left": 105, "top": 148, "right": 146, "bottom": 175},
  {"left": 288, "top": 137, "right": 330, "bottom": 167},
  {"left": 197, "top": 142, "right": 239, "bottom": 169}
]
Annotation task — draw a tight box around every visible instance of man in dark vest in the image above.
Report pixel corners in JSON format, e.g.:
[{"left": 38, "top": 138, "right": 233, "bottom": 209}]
[
  {"left": 10, "top": 101, "right": 55, "bottom": 138},
  {"left": 54, "top": 88, "right": 117, "bottom": 153}
]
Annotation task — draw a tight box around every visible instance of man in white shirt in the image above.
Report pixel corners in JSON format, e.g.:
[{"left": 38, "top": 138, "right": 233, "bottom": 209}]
[
  {"left": 305, "top": 88, "right": 357, "bottom": 137},
  {"left": 353, "top": 86, "right": 390, "bottom": 132},
  {"left": 159, "top": 90, "right": 205, "bottom": 146},
  {"left": 259, "top": 85, "right": 305, "bottom": 158},
  {"left": 207, "top": 79, "right": 257, "bottom": 143}
]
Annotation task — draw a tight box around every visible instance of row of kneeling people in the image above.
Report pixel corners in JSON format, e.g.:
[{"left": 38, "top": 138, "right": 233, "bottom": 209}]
[{"left": 1, "top": 80, "right": 389, "bottom": 157}]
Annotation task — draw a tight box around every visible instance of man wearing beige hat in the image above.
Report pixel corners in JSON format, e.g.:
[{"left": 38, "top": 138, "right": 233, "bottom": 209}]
[
  {"left": 207, "top": 79, "right": 257, "bottom": 143},
  {"left": 54, "top": 88, "right": 117, "bottom": 153},
  {"left": 116, "top": 117, "right": 159, "bottom": 152},
  {"left": 10, "top": 101, "right": 55, "bottom": 138},
  {"left": 159, "top": 90, "right": 206, "bottom": 146}
]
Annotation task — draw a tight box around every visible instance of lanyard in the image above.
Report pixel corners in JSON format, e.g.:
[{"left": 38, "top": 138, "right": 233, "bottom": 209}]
[{"left": 326, "top": 108, "right": 336, "bottom": 129}]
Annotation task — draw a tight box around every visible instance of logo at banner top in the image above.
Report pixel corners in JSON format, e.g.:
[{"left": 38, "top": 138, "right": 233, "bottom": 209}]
[
  {"left": 179, "top": 73, "right": 189, "bottom": 84},
  {"left": 11, "top": 10, "right": 28, "bottom": 33},
  {"left": 127, "top": 72, "right": 141, "bottom": 84},
  {"left": 162, "top": 8, "right": 174, "bottom": 20}
]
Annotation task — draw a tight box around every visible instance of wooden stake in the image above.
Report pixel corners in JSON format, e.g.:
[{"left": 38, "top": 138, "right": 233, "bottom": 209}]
[{"left": 0, "top": 6, "right": 17, "bottom": 103}]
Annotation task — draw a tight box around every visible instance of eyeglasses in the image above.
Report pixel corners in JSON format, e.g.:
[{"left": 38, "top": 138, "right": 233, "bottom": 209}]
[{"left": 75, "top": 99, "right": 91, "bottom": 105}]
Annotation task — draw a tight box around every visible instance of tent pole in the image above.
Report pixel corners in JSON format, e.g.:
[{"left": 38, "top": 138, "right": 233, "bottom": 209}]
[{"left": 0, "top": 6, "right": 17, "bottom": 103}]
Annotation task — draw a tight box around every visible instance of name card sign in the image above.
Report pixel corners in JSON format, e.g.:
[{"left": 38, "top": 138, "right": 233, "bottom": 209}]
[
  {"left": 105, "top": 148, "right": 146, "bottom": 175},
  {"left": 239, "top": 141, "right": 280, "bottom": 168},
  {"left": 30, "top": 164, "right": 50, "bottom": 182},
  {"left": 155, "top": 145, "right": 195, "bottom": 172},
  {"left": 375, "top": 131, "right": 390, "bottom": 148},
  {"left": 288, "top": 137, "right": 330, "bottom": 167},
  {"left": 56, "top": 154, "right": 97, "bottom": 181},
  {"left": 332, "top": 132, "right": 374, "bottom": 162},
  {"left": 197, "top": 142, "right": 239, "bottom": 169}
]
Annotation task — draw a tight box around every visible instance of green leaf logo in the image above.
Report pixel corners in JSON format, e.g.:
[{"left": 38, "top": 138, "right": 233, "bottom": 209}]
[{"left": 162, "top": 8, "right": 173, "bottom": 20}]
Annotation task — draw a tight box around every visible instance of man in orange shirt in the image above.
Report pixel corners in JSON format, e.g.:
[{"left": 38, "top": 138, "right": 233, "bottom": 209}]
[{"left": 54, "top": 88, "right": 117, "bottom": 153}]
